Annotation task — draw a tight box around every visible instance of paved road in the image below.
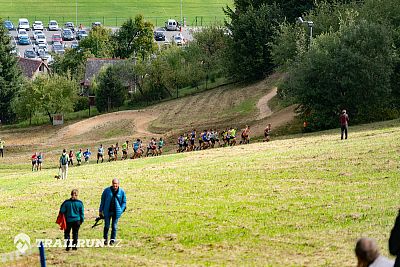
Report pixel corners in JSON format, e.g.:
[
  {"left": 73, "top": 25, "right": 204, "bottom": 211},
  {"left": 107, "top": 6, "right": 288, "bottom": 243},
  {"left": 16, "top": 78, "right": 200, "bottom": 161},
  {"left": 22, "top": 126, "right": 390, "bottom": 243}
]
[{"left": 9, "top": 26, "right": 194, "bottom": 60}]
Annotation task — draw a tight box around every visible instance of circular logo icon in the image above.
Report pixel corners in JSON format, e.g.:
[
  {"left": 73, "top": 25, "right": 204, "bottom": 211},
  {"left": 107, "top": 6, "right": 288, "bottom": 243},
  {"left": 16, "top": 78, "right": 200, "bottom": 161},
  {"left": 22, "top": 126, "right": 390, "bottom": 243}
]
[{"left": 14, "top": 233, "right": 31, "bottom": 254}]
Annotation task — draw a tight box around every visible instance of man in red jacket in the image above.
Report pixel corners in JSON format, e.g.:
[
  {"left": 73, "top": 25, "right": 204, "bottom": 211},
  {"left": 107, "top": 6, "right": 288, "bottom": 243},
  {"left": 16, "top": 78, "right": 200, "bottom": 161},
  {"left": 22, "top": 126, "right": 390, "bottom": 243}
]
[{"left": 340, "top": 110, "right": 349, "bottom": 140}]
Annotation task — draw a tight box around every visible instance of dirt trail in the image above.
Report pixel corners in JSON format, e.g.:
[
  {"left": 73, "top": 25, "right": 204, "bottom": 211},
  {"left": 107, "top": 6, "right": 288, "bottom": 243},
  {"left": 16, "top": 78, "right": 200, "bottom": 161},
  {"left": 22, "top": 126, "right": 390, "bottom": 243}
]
[{"left": 256, "top": 87, "right": 277, "bottom": 120}]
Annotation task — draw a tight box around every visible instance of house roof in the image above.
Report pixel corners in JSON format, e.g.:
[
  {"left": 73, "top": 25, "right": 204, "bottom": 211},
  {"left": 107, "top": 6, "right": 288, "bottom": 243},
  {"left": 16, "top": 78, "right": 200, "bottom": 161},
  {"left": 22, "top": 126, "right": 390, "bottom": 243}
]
[
  {"left": 17, "top": 57, "right": 49, "bottom": 79},
  {"left": 83, "top": 58, "right": 126, "bottom": 86}
]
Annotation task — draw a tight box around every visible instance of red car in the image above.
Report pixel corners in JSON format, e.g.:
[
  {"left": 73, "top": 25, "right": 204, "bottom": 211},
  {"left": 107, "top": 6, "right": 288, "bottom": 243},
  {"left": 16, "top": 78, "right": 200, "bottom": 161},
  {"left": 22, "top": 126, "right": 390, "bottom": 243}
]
[{"left": 52, "top": 33, "right": 63, "bottom": 44}]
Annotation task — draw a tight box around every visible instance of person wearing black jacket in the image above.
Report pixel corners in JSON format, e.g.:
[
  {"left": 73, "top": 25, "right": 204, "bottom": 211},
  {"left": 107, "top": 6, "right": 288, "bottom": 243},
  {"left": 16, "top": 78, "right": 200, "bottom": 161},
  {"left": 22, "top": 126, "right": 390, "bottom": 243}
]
[{"left": 389, "top": 210, "right": 400, "bottom": 266}]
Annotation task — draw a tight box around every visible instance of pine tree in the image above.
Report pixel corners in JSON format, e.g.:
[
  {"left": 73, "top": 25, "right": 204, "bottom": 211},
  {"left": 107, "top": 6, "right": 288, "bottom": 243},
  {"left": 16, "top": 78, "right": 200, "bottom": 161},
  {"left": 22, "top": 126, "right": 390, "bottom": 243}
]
[{"left": 0, "top": 20, "right": 22, "bottom": 123}]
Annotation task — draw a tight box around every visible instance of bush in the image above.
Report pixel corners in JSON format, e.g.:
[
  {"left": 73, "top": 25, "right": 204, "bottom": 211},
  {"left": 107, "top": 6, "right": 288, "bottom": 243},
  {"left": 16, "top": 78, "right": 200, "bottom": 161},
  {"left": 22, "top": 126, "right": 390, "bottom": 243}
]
[{"left": 74, "top": 96, "right": 89, "bottom": 112}]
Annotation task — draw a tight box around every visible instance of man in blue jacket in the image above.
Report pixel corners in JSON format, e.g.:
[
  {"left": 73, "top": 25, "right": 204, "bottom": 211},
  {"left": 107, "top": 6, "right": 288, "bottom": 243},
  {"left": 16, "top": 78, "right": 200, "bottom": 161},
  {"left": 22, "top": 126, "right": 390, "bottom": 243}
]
[
  {"left": 60, "top": 189, "right": 84, "bottom": 251},
  {"left": 99, "top": 178, "right": 126, "bottom": 245}
]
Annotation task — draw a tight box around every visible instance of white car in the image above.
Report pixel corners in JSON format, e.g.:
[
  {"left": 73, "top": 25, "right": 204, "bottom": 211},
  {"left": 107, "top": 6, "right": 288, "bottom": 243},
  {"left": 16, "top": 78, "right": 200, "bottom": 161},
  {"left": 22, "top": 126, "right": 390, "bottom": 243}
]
[
  {"left": 48, "top": 20, "right": 59, "bottom": 31},
  {"left": 33, "top": 21, "right": 44, "bottom": 31},
  {"left": 172, "top": 33, "right": 185, "bottom": 46},
  {"left": 33, "top": 30, "right": 44, "bottom": 40},
  {"left": 34, "top": 43, "right": 48, "bottom": 52},
  {"left": 35, "top": 34, "right": 47, "bottom": 45},
  {"left": 18, "top": 18, "right": 30, "bottom": 31},
  {"left": 17, "top": 29, "right": 28, "bottom": 38}
]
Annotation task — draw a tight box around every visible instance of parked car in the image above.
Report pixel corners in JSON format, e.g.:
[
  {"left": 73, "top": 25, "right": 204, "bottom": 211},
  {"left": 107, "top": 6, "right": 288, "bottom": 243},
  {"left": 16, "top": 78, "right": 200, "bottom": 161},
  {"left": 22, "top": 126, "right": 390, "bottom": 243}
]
[
  {"left": 38, "top": 49, "right": 52, "bottom": 62},
  {"left": 154, "top": 30, "right": 166, "bottom": 41},
  {"left": 34, "top": 43, "right": 48, "bottom": 53},
  {"left": 33, "top": 30, "right": 44, "bottom": 40},
  {"left": 76, "top": 29, "right": 88, "bottom": 40},
  {"left": 24, "top": 49, "right": 37, "bottom": 59},
  {"left": 35, "top": 33, "right": 47, "bottom": 45},
  {"left": 172, "top": 33, "right": 185, "bottom": 46},
  {"left": 64, "top": 22, "right": 75, "bottom": 32},
  {"left": 18, "top": 18, "right": 30, "bottom": 31},
  {"left": 51, "top": 33, "right": 62, "bottom": 44},
  {"left": 52, "top": 42, "right": 65, "bottom": 54},
  {"left": 17, "top": 29, "right": 28, "bottom": 38},
  {"left": 3, "top": 20, "right": 14, "bottom": 31},
  {"left": 165, "top": 19, "right": 179, "bottom": 31},
  {"left": 48, "top": 20, "right": 59, "bottom": 31},
  {"left": 18, "top": 35, "right": 31, "bottom": 45},
  {"left": 70, "top": 41, "right": 79, "bottom": 49},
  {"left": 62, "top": 29, "right": 74, "bottom": 41},
  {"left": 33, "top": 21, "right": 44, "bottom": 31},
  {"left": 91, "top": 22, "right": 102, "bottom": 28}
]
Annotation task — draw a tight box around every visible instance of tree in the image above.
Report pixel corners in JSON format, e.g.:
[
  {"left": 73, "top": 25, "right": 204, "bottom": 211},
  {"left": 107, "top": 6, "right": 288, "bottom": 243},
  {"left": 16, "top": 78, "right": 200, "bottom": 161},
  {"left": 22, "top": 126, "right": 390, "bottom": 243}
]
[
  {"left": 51, "top": 49, "right": 94, "bottom": 81},
  {"left": 12, "top": 80, "right": 40, "bottom": 125},
  {"left": 281, "top": 20, "right": 396, "bottom": 129},
  {"left": 79, "top": 26, "right": 113, "bottom": 58},
  {"left": 32, "top": 74, "right": 78, "bottom": 124},
  {"left": 113, "top": 15, "right": 157, "bottom": 59},
  {"left": 225, "top": 3, "right": 283, "bottom": 81},
  {"left": 95, "top": 65, "right": 127, "bottom": 112},
  {"left": 0, "top": 19, "right": 23, "bottom": 123}
]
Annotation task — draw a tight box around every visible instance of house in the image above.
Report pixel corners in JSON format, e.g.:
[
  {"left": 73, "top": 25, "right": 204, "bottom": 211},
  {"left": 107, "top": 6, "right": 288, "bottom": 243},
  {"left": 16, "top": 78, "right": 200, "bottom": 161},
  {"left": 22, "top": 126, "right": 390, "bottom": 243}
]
[{"left": 17, "top": 57, "right": 50, "bottom": 80}]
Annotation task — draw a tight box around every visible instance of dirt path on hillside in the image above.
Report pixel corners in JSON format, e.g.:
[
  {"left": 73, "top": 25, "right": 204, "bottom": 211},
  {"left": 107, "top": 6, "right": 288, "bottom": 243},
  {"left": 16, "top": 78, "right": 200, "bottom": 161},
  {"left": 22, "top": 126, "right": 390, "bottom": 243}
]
[
  {"left": 257, "top": 87, "right": 277, "bottom": 120},
  {"left": 50, "top": 109, "right": 158, "bottom": 145}
]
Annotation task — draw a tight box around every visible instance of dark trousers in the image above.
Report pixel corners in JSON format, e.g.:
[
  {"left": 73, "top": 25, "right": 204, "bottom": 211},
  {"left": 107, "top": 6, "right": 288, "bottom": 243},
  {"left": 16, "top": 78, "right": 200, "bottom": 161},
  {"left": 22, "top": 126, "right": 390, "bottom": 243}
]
[
  {"left": 64, "top": 221, "right": 81, "bottom": 247},
  {"left": 104, "top": 212, "right": 119, "bottom": 241},
  {"left": 341, "top": 125, "right": 348, "bottom": 139},
  {"left": 0, "top": 148, "right": 3, "bottom": 157}
]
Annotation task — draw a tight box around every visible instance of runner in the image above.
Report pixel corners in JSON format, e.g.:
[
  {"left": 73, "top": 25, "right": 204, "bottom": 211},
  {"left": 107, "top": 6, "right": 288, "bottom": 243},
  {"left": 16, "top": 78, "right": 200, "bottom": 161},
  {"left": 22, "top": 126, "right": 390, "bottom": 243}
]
[
  {"left": 83, "top": 148, "right": 92, "bottom": 163},
  {"left": 37, "top": 152, "right": 44, "bottom": 171},
  {"left": 114, "top": 143, "right": 119, "bottom": 161},
  {"left": 183, "top": 134, "right": 189, "bottom": 152},
  {"left": 97, "top": 144, "right": 104, "bottom": 164},
  {"left": 229, "top": 127, "right": 237, "bottom": 146},
  {"left": 76, "top": 149, "right": 83, "bottom": 166},
  {"left": 31, "top": 152, "right": 38, "bottom": 171},
  {"left": 190, "top": 129, "right": 196, "bottom": 151},
  {"left": 214, "top": 129, "right": 221, "bottom": 147},
  {"left": 264, "top": 123, "right": 271, "bottom": 142},
  {"left": 0, "top": 138, "right": 5, "bottom": 157},
  {"left": 68, "top": 150, "right": 74, "bottom": 166},
  {"left": 240, "top": 125, "right": 250, "bottom": 144},
  {"left": 133, "top": 139, "right": 143, "bottom": 159},
  {"left": 177, "top": 135, "right": 184, "bottom": 153},
  {"left": 107, "top": 145, "right": 115, "bottom": 162},
  {"left": 121, "top": 141, "right": 128, "bottom": 160},
  {"left": 158, "top": 137, "right": 164, "bottom": 155},
  {"left": 210, "top": 129, "right": 216, "bottom": 148}
]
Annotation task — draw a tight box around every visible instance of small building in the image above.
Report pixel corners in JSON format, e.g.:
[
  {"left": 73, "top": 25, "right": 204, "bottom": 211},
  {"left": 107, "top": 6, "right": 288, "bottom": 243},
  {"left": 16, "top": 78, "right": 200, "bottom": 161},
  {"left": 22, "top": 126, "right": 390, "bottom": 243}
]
[{"left": 17, "top": 57, "right": 50, "bottom": 80}]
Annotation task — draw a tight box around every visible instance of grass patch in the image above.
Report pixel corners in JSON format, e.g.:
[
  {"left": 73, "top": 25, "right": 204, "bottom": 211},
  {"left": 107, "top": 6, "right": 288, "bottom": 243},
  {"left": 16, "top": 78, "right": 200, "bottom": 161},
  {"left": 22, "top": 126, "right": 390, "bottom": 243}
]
[
  {"left": 1, "top": 119, "right": 400, "bottom": 265},
  {"left": 0, "top": 0, "right": 233, "bottom": 27}
]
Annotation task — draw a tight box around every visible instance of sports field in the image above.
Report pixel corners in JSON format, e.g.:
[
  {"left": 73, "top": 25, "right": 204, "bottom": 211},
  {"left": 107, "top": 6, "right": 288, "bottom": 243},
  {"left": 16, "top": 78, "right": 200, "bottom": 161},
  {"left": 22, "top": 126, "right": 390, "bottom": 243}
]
[
  {"left": 0, "top": 0, "right": 233, "bottom": 27},
  {"left": 1, "top": 118, "right": 399, "bottom": 266}
]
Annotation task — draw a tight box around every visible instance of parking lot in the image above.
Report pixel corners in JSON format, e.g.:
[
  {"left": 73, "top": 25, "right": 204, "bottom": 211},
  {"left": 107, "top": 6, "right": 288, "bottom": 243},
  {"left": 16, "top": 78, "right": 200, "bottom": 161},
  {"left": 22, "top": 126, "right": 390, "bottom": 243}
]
[{"left": 8, "top": 21, "right": 194, "bottom": 61}]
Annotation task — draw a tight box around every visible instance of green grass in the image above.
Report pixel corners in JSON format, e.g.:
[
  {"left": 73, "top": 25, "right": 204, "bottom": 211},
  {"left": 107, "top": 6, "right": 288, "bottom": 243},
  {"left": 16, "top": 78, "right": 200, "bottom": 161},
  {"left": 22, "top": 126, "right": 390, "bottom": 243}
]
[
  {"left": 1, "top": 119, "right": 400, "bottom": 266},
  {"left": 0, "top": 0, "right": 233, "bottom": 27}
]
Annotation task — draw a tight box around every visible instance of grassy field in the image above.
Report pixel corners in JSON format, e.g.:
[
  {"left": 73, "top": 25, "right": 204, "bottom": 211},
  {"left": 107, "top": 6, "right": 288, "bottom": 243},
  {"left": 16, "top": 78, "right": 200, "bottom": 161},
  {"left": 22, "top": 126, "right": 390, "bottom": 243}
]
[
  {"left": 1, "top": 118, "right": 399, "bottom": 266},
  {"left": 0, "top": 0, "right": 233, "bottom": 27}
]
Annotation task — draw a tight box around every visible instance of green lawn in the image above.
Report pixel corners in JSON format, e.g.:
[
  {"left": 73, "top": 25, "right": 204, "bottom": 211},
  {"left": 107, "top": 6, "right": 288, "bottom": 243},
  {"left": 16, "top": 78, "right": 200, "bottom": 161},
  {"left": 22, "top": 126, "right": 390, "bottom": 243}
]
[
  {"left": 1, "top": 119, "right": 400, "bottom": 266},
  {"left": 0, "top": 0, "right": 233, "bottom": 27}
]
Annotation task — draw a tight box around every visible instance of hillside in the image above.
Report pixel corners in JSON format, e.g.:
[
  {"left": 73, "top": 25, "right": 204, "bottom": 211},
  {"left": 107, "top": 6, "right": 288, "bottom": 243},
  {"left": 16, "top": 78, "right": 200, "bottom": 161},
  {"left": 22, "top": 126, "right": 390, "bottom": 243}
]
[
  {"left": 0, "top": 118, "right": 399, "bottom": 266},
  {"left": 0, "top": 74, "right": 295, "bottom": 166}
]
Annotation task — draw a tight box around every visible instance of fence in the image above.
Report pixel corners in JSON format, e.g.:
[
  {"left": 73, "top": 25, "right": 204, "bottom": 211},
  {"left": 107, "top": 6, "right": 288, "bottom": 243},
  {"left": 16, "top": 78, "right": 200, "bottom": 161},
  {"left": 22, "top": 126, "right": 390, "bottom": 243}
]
[{"left": 3, "top": 15, "right": 226, "bottom": 28}]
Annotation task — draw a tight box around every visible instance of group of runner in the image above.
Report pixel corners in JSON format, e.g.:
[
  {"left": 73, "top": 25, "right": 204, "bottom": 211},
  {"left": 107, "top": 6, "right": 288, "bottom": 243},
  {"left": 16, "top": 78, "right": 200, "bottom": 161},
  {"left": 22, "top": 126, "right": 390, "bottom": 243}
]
[{"left": 176, "top": 126, "right": 253, "bottom": 153}]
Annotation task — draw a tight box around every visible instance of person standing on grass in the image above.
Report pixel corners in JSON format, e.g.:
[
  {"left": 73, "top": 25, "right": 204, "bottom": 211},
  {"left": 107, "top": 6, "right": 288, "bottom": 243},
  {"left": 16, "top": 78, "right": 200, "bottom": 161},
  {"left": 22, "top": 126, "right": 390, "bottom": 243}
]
[
  {"left": 76, "top": 149, "right": 82, "bottom": 166},
  {"left": 121, "top": 141, "right": 128, "bottom": 160},
  {"left": 264, "top": 123, "right": 271, "bottom": 142},
  {"left": 99, "top": 178, "right": 126, "bottom": 245},
  {"left": 355, "top": 237, "right": 394, "bottom": 267},
  {"left": 0, "top": 138, "right": 5, "bottom": 157},
  {"left": 97, "top": 144, "right": 104, "bottom": 164},
  {"left": 68, "top": 150, "right": 74, "bottom": 166},
  {"left": 340, "top": 109, "right": 349, "bottom": 140},
  {"left": 59, "top": 149, "right": 69, "bottom": 179},
  {"left": 37, "top": 152, "right": 44, "bottom": 171},
  {"left": 60, "top": 189, "right": 84, "bottom": 251},
  {"left": 31, "top": 152, "right": 38, "bottom": 171}
]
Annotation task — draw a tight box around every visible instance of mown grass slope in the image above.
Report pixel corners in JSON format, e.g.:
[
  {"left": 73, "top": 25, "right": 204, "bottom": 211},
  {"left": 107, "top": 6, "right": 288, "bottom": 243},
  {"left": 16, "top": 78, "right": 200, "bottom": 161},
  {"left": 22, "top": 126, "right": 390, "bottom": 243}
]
[
  {"left": 0, "top": 0, "right": 233, "bottom": 27},
  {"left": 1, "top": 119, "right": 399, "bottom": 266}
]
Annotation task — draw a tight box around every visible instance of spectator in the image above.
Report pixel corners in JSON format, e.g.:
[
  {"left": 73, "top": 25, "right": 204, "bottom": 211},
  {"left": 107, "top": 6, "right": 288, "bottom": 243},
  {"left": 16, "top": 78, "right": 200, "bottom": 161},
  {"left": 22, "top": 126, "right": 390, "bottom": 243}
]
[
  {"left": 355, "top": 237, "right": 394, "bottom": 267},
  {"left": 59, "top": 149, "right": 69, "bottom": 179},
  {"left": 99, "top": 178, "right": 126, "bottom": 245},
  {"left": 69, "top": 150, "right": 74, "bottom": 166},
  {"left": 340, "top": 109, "right": 350, "bottom": 140},
  {"left": 0, "top": 138, "right": 5, "bottom": 157},
  {"left": 389, "top": 210, "right": 400, "bottom": 266},
  {"left": 60, "top": 189, "right": 84, "bottom": 251}
]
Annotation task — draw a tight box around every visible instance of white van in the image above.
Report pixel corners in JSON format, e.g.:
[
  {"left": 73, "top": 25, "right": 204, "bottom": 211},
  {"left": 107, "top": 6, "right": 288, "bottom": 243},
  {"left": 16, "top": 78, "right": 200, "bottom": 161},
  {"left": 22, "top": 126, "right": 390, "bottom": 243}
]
[
  {"left": 18, "top": 18, "right": 30, "bottom": 31},
  {"left": 165, "top": 19, "right": 178, "bottom": 31}
]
